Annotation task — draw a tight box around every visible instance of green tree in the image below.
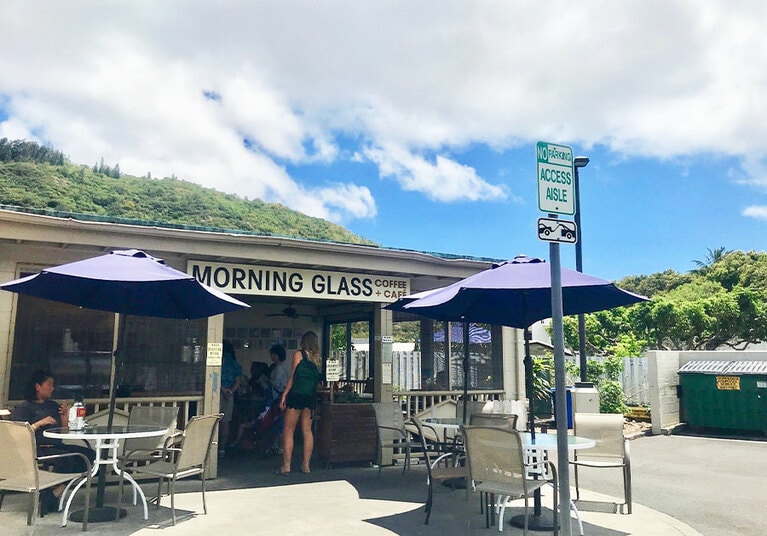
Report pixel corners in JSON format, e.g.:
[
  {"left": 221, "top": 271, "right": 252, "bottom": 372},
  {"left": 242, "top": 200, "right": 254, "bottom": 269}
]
[
  {"left": 692, "top": 246, "right": 728, "bottom": 275},
  {"left": 572, "top": 248, "right": 767, "bottom": 352}
]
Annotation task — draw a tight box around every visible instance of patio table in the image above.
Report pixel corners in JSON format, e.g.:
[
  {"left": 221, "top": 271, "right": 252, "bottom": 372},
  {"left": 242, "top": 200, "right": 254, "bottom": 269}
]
[{"left": 44, "top": 424, "right": 167, "bottom": 524}]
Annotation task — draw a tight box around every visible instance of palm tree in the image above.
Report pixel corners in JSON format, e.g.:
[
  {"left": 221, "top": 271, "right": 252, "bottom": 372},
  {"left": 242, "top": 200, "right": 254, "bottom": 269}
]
[{"left": 692, "top": 247, "right": 728, "bottom": 274}]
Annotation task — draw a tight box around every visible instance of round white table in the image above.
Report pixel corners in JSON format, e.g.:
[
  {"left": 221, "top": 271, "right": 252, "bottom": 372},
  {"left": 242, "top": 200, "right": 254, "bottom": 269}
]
[
  {"left": 44, "top": 424, "right": 167, "bottom": 524},
  {"left": 423, "top": 417, "right": 595, "bottom": 533}
]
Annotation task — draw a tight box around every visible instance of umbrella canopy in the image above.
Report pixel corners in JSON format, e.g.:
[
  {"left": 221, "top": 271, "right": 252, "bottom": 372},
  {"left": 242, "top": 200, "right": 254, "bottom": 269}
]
[
  {"left": 396, "top": 254, "right": 648, "bottom": 428},
  {"left": 384, "top": 286, "right": 446, "bottom": 313},
  {"left": 0, "top": 249, "right": 249, "bottom": 513},
  {"left": 401, "top": 255, "right": 647, "bottom": 328},
  {"left": 0, "top": 249, "right": 247, "bottom": 319}
]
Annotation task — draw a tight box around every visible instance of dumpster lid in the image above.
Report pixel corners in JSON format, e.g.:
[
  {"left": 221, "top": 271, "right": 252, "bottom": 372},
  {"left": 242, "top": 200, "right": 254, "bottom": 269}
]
[
  {"left": 678, "top": 360, "right": 767, "bottom": 375},
  {"left": 726, "top": 360, "right": 767, "bottom": 374}
]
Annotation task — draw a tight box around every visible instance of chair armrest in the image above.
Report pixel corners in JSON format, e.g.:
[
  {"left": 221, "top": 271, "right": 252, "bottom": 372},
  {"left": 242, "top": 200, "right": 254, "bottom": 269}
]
[
  {"left": 417, "top": 422, "right": 448, "bottom": 445},
  {"left": 38, "top": 451, "right": 93, "bottom": 476},
  {"left": 161, "top": 430, "right": 184, "bottom": 455},
  {"left": 544, "top": 459, "right": 557, "bottom": 483},
  {"left": 376, "top": 424, "right": 407, "bottom": 438}
]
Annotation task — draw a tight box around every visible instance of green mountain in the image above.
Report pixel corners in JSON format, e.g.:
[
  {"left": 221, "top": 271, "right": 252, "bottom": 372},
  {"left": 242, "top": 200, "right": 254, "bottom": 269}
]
[{"left": 0, "top": 138, "right": 374, "bottom": 245}]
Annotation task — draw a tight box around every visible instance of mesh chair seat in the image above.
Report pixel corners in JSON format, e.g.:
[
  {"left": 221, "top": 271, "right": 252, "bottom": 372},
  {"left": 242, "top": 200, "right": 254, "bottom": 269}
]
[
  {"left": 120, "top": 406, "right": 181, "bottom": 465},
  {"left": 462, "top": 425, "right": 557, "bottom": 535},
  {"left": 372, "top": 402, "right": 413, "bottom": 475},
  {"left": 117, "top": 413, "right": 221, "bottom": 525},
  {"left": 0, "top": 421, "right": 93, "bottom": 530},
  {"left": 411, "top": 417, "right": 468, "bottom": 525},
  {"left": 469, "top": 413, "right": 518, "bottom": 430},
  {"left": 570, "top": 412, "right": 632, "bottom": 514}
]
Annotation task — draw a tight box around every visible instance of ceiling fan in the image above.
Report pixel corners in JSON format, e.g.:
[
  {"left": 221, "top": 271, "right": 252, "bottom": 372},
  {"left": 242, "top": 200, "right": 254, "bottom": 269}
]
[{"left": 265, "top": 304, "right": 312, "bottom": 319}]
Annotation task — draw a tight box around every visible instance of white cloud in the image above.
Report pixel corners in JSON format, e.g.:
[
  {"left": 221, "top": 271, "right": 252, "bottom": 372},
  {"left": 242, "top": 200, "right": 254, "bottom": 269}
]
[
  {"left": 316, "top": 184, "right": 377, "bottom": 221},
  {"left": 365, "top": 144, "right": 506, "bottom": 202},
  {"left": 1, "top": 1, "right": 767, "bottom": 219},
  {"left": 743, "top": 205, "right": 767, "bottom": 220}
]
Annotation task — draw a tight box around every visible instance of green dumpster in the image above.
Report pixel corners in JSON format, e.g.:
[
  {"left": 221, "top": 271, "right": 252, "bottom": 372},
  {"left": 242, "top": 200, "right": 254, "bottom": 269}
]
[{"left": 678, "top": 360, "right": 767, "bottom": 434}]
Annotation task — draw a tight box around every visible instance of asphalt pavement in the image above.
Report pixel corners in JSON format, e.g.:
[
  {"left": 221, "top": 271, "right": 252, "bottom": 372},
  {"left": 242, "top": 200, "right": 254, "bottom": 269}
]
[{"left": 575, "top": 432, "right": 767, "bottom": 536}]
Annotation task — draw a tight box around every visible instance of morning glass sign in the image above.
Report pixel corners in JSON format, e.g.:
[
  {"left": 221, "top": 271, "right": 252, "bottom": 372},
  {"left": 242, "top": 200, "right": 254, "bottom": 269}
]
[{"left": 188, "top": 261, "right": 410, "bottom": 302}]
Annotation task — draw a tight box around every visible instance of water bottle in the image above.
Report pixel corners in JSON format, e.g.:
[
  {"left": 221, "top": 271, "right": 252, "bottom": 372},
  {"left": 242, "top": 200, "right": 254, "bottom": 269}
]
[{"left": 68, "top": 397, "right": 86, "bottom": 430}]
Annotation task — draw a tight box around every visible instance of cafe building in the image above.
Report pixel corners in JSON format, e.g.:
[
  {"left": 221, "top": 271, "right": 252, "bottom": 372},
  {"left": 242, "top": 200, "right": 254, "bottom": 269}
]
[{"left": 0, "top": 207, "right": 530, "bottom": 473}]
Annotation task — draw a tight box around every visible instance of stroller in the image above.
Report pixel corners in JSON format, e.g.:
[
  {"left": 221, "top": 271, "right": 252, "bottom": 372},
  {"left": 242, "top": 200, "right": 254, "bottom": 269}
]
[{"left": 235, "top": 400, "right": 284, "bottom": 454}]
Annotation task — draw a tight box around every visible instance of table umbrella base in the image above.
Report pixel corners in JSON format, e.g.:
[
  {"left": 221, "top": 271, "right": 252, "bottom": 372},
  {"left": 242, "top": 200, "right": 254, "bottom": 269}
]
[
  {"left": 70, "top": 506, "right": 127, "bottom": 523},
  {"left": 441, "top": 477, "right": 467, "bottom": 489},
  {"left": 509, "top": 509, "right": 558, "bottom": 532}
]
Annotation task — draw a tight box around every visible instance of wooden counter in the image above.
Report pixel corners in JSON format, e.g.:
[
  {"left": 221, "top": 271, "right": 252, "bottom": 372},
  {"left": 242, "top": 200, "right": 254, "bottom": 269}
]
[{"left": 316, "top": 402, "right": 376, "bottom": 466}]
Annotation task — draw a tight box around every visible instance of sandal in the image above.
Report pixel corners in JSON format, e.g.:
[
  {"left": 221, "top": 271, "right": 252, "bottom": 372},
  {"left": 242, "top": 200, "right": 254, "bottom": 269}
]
[{"left": 275, "top": 468, "right": 291, "bottom": 476}]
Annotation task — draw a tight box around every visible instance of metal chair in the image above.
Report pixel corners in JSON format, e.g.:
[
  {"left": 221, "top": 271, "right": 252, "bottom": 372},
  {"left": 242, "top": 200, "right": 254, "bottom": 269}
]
[
  {"left": 116, "top": 413, "right": 221, "bottom": 525},
  {"left": 120, "top": 405, "right": 181, "bottom": 465},
  {"left": 372, "top": 402, "right": 413, "bottom": 475},
  {"left": 462, "top": 425, "right": 557, "bottom": 535},
  {"left": 411, "top": 417, "right": 467, "bottom": 524},
  {"left": 469, "top": 413, "right": 518, "bottom": 430},
  {"left": 571, "top": 412, "right": 632, "bottom": 514},
  {"left": 0, "top": 420, "right": 93, "bottom": 530},
  {"left": 467, "top": 413, "right": 519, "bottom": 515}
]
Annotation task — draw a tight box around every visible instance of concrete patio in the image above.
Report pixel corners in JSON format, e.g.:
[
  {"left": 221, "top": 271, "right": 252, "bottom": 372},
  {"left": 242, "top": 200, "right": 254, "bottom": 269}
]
[{"left": 0, "top": 443, "right": 702, "bottom": 536}]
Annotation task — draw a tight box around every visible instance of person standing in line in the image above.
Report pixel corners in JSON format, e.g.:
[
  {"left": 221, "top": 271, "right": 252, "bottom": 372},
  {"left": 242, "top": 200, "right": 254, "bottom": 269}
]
[
  {"left": 219, "top": 340, "right": 241, "bottom": 458},
  {"left": 266, "top": 344, "right": 289, "bottom": 455},
  {"left": 277, "top": 331, "right": 323, "bottom": 475}
]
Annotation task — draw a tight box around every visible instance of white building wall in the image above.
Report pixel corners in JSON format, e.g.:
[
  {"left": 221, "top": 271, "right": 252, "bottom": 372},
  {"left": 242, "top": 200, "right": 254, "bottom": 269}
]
[
  {"left": 502, "top": 326, "right": 524, "bottom": 401},
  {"left": 0, "top": 257, "right": 15, "bottom": 401},
  {"left": 648, "top": 351, "right": 681, "bottom": 434}
]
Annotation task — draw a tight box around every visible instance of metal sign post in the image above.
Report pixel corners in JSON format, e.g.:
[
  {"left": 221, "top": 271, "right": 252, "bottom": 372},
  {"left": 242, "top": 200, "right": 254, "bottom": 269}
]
[
  {"left": 537, "top": 140, "right": 576, "bottom": 536},
  {"left": 550, "top": 240, "right": 572, "bottom": 536}
]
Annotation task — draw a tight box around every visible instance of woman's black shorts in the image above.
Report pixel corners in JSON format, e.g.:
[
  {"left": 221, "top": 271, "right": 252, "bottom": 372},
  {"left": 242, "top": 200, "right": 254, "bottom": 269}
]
[{"left": 285, "top": 391, "right": 316, "bottom": 410}]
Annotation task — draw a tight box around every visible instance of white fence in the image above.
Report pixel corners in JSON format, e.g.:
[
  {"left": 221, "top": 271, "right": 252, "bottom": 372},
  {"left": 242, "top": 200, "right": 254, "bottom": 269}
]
[
  {"left": 331, "top": 350, "right": 422, "bottom": 390},
  {"left": 567, "top": 356, "right": 650, "bottom": 406},
  {"left": 336, "top": 349, "right": 651, "bottom": 405},
  {"left": 621, "top": 356, "right": 650, "bottom": 406}
]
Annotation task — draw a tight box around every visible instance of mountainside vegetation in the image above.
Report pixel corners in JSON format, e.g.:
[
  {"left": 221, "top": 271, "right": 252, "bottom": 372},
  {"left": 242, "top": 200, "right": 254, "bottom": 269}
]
[{"left": 0, "top": 138, "right": 374, "bottom": 245}]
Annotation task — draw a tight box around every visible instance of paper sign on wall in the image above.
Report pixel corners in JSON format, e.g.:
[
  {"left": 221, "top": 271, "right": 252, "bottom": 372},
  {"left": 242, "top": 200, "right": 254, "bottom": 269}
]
[
  {"left": 325, "top": 359, "right": 340, "bottom": 382},
  {"left": 207, "top": 343, "right": 222, "bottom": 366},
  {"left": 382, "top": 363, "right": 392, "bottom": 385}
]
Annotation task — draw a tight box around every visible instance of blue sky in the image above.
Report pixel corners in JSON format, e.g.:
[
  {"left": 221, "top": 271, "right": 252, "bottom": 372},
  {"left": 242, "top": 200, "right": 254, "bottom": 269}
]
[{"left": 1, "top": 2, "right": 766, "bottom": 281}]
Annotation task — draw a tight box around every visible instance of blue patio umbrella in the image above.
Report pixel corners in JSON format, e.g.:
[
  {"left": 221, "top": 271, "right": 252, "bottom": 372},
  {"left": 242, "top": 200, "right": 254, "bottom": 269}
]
[
  {"left": 402, "top": 255, "right": 647, "bottom": 327},
  {"left": 0, "top": 248, "right": 247, "bottom": 319},
  {"left": 397, "top": 254, "right": 648, "bottom": 530},
  {"left": 0, "top": 249, "right": 249, "bottom": 516}
]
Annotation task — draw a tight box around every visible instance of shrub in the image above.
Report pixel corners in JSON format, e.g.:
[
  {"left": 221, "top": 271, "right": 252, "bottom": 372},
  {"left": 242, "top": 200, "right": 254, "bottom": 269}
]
[{"left": 599, "top": 379, "right": 629, "bottom": 414}]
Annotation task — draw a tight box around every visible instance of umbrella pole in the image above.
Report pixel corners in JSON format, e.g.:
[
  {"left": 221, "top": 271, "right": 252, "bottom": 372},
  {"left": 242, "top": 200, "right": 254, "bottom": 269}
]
[
  {"left": 522, "top": 326, "right": 543, "bottom": 518},
  {"left": 523, "top": 327, "right": 535, "bottom": 440},
  {"left": 107, "top": 313, "right": 127, "bottom": 429},
  {"left": 95, "top": 313, "right": 128, "bottom": 510},
  {"left": 462, "top": 322, "right": 469, "bottom": 424}
]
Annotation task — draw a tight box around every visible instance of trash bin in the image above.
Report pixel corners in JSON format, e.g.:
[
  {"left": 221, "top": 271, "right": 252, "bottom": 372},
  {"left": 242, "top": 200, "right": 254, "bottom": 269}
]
[
  {"left": 678, "top": 360, "right": 767, "bottom": 433},
  {"left": 572, "top": 381, "right": 600, "bottom": 415},
  {"left": 550, "top": 386, "right": 574, "bottom": 429}
]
